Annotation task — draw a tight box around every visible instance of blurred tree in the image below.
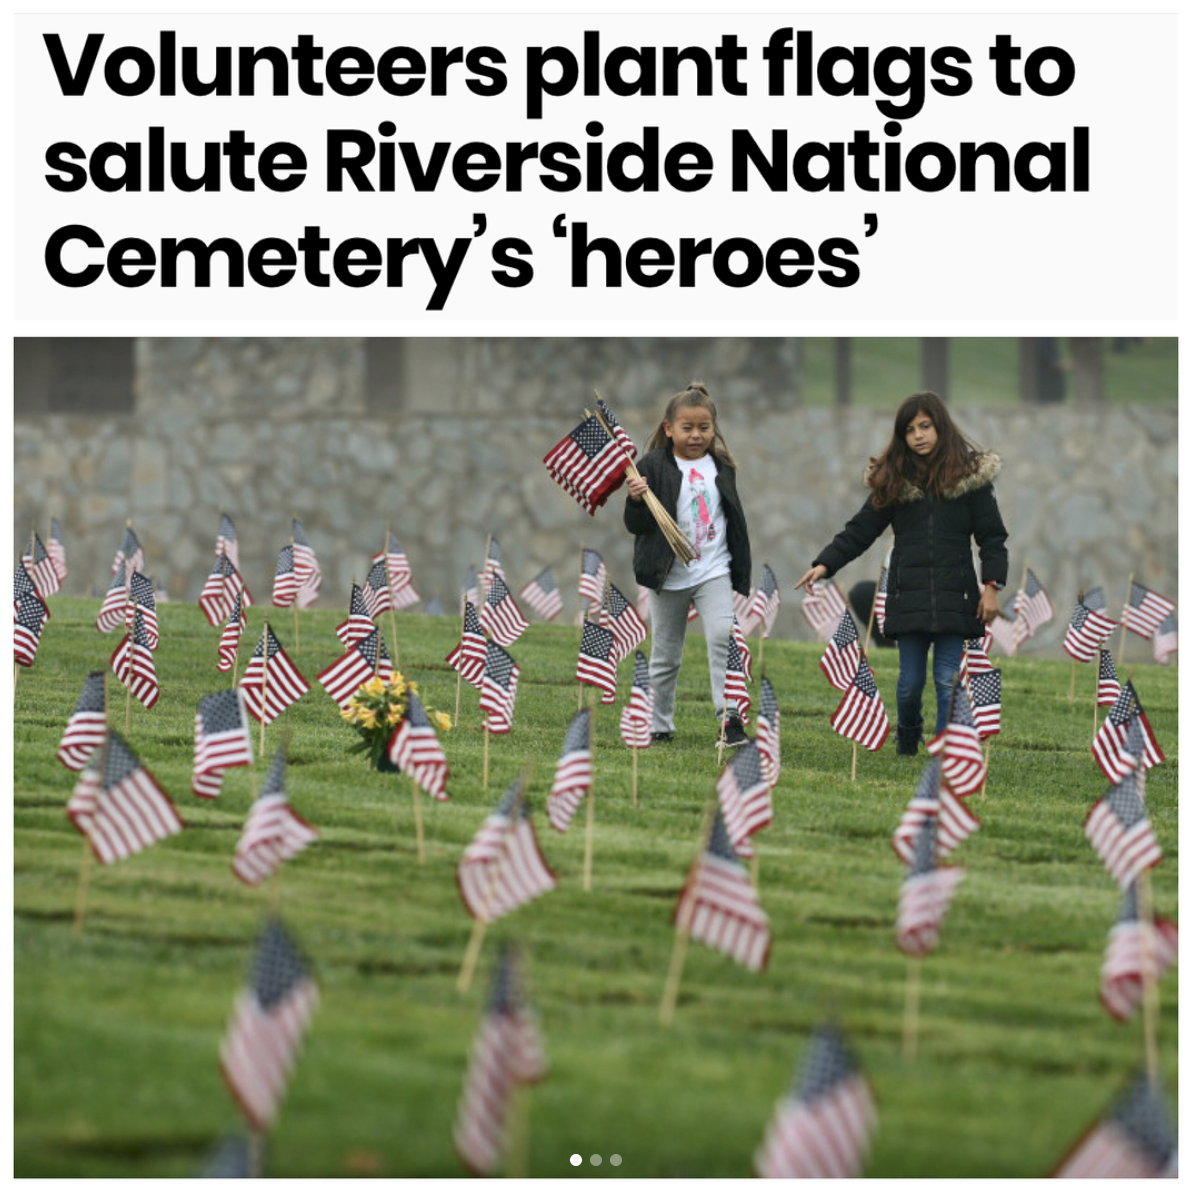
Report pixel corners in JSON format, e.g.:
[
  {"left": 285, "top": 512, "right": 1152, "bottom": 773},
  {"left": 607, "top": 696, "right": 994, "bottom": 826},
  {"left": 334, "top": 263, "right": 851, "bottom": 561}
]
[
  {"left": 921, "top": 337, "right": 949, "bottom": 400},
  {"left": 835, "top": 338, "right": 851, "bottom": 406},
  {"left": 1070, "top": 338, "right": 1105, "bottom": 403}
]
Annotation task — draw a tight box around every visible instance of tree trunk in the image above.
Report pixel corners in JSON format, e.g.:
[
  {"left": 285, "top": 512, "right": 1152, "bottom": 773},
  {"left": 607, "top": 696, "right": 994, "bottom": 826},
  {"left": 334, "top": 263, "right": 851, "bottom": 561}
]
[
  {"left": 1018, "top": 338, "right": 1038, "bottom": 403},
  {"left": 834, "top": 338, "right": 852, "bottom": 406},
  {"left": 1069, "top": 338, "right": 1105, "bottom": 404},
  {"left": 921, "top": 338, "right": 949, "bottom": 400}
]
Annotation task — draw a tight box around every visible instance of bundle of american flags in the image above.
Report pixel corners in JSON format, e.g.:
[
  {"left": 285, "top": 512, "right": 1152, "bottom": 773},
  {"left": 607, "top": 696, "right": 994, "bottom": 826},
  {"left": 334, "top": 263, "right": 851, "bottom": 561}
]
[
  {"left": 219, "top": 917, "right": 320, "bottom": 1133},
  {"left": 57, "top": 670, "right": 108, "bottom": 770},
  {"left": 232, "top": 747, "right": 319, "bottom": 885},
  {"left": 620, "top": 651, "right": 653, "bottom": 750},
  {"left": 517, "top": 566, "right": 563, "bottom": 621},
  {"left": 716, "top": 742, "right": 773, "bottom": 860},
  {"left": 192, "top": 689, "right": 253, "bottom": 799},
  {"left": 480, "top": 642, "right": 521, "bottom": 733},
  {"left": 753, "top": 1024, "right": 877, "bottom": 1178},
  {"left": 830, "top": 656, "right": 890, "bottom": 751},
  {"left": 1053, "top": 1073, "right": 1176, "bottom": 1177},
  {"left": 1120, "top": 582, "right": 1175, "bottom": 641},
  {"left": 456, "top": 776, "right": 557, "bottom": 923},
  {"left": 672, "top": 811, "right": 770, "bottom": 972},
  {"left": 801, "top": 581, "right": 846, "bottom": 642},
  {"left": 239, "top": 625, "right": 310, "bottom": 725},
  {"left": 387, "top": 691, "right": 451, "bottom": 801},
  {"left": 1098, "top": 883, "right": 1177, "bottom": 1023},
  {"left": 892, "top": 757, "right": 980, "bottom": 864},
  {"left": 67, "top": 730, "right": 183, "bottom": 863},
  {"left": 925, "top": 682, "right": 986, "bottom": 796},
  {"left": 895, "top": 815, "right": 964, "bottom": 957},
  {"left": 453, "top": 943, "right": 547, "bottom": 1176},
  {"left": 317, "top": 630, "right": 393, "bottom": 711},
  {"left": 547, "top": 709, "right": 592, "bottom": 833}
]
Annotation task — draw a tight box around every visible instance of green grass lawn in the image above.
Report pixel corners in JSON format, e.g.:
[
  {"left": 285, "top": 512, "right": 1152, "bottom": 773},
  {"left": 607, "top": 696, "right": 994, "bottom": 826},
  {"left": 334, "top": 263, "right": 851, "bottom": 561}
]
[{"left": 14, "top": 600, "right": 1177, "bottom": 1177}]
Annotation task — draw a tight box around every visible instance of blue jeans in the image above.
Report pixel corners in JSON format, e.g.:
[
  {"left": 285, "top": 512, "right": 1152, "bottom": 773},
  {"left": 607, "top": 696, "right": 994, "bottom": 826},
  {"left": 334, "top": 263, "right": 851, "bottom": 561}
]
[{"left": 896, "top": 633, "right": 964, "bottom": 737}]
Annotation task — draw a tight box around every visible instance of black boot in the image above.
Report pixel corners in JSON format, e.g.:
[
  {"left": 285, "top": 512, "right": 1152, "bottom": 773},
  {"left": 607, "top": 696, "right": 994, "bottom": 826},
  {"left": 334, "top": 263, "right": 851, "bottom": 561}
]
[{"left": 895, "top": 726, "right": 922, "bottom": 756}]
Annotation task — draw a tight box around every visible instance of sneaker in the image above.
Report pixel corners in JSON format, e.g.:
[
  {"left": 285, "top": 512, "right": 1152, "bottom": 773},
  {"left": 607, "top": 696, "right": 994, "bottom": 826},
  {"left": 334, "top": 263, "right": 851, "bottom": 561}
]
[
  {"left": 650, "top": 731, "right": 674, "bottom": 744},
  {"left": 718, "top": 714, "right": 750, "bottom": 747}
]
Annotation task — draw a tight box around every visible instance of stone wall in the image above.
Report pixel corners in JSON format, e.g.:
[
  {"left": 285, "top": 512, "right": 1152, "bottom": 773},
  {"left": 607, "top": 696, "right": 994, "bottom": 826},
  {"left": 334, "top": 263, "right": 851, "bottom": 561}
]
[{"left": 14, "top": 338, "right": 1177, "bottom": 655}]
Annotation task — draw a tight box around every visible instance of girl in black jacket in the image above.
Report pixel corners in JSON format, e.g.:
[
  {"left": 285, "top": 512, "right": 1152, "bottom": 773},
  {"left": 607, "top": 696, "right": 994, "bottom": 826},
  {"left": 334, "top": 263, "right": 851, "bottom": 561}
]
[
  {"left": 624, "top": 382, "right": 753, "bottom": 747},
  {"left": 796, "top": 393, "right": 1008, "bottom": 753}
]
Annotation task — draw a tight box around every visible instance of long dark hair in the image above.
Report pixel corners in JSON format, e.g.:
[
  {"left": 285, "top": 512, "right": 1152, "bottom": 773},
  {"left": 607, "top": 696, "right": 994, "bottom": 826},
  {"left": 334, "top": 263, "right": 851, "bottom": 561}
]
[
  {"left": 867, "top": 392, "right": 978, "bottom": 508},
  {"left": 646, "top": 381, "right": 738, "bottom": 468}
]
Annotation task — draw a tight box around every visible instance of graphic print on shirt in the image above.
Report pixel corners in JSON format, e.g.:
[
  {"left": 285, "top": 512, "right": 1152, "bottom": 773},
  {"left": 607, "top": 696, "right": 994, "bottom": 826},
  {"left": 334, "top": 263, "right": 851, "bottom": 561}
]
[{"left": 686, "top": 468, "right": 718, "bottom": 554}]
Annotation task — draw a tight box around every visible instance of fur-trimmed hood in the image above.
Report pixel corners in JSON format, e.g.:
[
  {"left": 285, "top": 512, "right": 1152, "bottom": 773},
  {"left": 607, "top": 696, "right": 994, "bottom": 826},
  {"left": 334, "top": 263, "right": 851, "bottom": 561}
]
[{"left": 863, "top": 450, "right": 1002, "bottom": 504}]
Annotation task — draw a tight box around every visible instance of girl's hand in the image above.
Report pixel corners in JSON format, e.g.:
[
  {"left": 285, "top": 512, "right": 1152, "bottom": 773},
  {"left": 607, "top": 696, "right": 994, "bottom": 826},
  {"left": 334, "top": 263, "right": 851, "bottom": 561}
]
[
  {"left": 977, "top": 585, "right": 1000, "bottom": 623},
  {"left": 794, "top": 564, "right": 829, "bottom": 593},
  {"left": 626, "top": 474, "right": 649, "bottom": 502}
]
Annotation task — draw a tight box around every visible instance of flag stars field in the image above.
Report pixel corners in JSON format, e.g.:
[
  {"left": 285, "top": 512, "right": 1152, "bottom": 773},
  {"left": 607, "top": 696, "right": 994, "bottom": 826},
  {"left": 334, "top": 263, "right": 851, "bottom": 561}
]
[{"left": 13, "top": 597, "right": 1176, "bottom": 1178}]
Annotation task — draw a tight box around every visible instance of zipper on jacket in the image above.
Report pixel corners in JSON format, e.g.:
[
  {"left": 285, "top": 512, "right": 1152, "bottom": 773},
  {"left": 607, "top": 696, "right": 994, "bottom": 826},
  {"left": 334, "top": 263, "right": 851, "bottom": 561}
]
[{"left": 927, "top": 493, "right": 937, "bottom": 632}]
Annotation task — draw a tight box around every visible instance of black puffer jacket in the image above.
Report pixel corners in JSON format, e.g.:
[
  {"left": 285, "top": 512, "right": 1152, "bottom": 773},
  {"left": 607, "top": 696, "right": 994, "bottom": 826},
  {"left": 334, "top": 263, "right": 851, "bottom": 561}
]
[
  {"left": 623, "top": 446, "right": 752, "bottom": 596},
  {"left": 813, "top": 452, "right": 1008, "bottom": 639}
]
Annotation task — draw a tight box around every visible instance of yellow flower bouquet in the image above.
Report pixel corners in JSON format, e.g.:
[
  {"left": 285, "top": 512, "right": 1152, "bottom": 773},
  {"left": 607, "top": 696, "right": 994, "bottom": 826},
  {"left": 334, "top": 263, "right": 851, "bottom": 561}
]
[{"left": 340, "top": 670, "right": 451, "bottom": 770}]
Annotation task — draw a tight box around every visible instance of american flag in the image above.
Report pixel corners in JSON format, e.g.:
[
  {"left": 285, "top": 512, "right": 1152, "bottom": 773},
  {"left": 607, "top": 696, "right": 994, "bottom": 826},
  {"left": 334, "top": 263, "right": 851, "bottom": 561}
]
[
  {"left": 985, "top": 608, "right": 1020, "bottom": 657},
  {"left": 749, "top": 563, "right": 782, "bottom": 637},
  {"left": 291, "top": 519, "right": 322, "bottom": 608},
  {"left": 215, "top": 511, "right": 239, "bottom": 570},
  {"left": 578, "top": 549, "right": 607, "bottom": 617},
  {"left": 1153, "top": 612, "right": 1177, "bottom": 665},
  {"left": 462, "top": 564, "right": 481, "bottom": 608},
  {"left": 57, "top": 671, "right": 108, "bottom": 771},
  {"left": 732, "top": 615, "right": 752, "bottom": 681},
  {"left": 336, "top": 581, "right": 375, "bottom": 648},
  {"left": 22, "top": 531, "right": 61, "bottom": 599},
  {"left": 602, "top": 582, "right": 647, "bottom": 659},
  {"left": 128, "top": 571, "right": 159, "bottom": 650},
  {"left": 453, "top": 943, "right": 548, "bottom": 1176},
  {"left": 544, "top": 414, "right": 631, "bottom": 514},
  {"left": 1092, "top": 681, "right": 1163, "bottom": 780},
  {"left": 872, "top": 547, "right": 892, "bottom": 636},
  {"left": 1097, "top": 648, "right": 1121, "bottom": 707},
  {"left": 959, "top": 637, "right": 994, "bottom": 682},
  {"left": 1053, "top": 1074, "right": 1177, "bottom": 1178},
  {"left": 387, "top": 691, "right": 450, "bottom": 801},
  {"left": 1082, "top": 585, "right": 1107, "bottom": 611},
  {"left": 967, "top": 668, "right": 1002, "bottom": 738},
  {"left": 925, "top": 682, "right": 986, "bottom": 796},
  {"left": 199, "top": 555, "right": 253, "bottom": 627},
  {"left": 819, "top": 609, "right": 862, "bottom": 691},
  {"left": 595, "top": 395, "right": 638, "bottom": 461},
  {"left": 637, "top": 584, "right": 651, "bottom": 623},
  {"left": 480, "top": 574, "right": 529, "bottom": 646},
  {"left": 891, "top": 757, "right": 980, "bottom": 864},
  {"left": 457, "top": 777, "right": 557, "bottom": 922},
  {"left": 316, "top": 630, "right": 393, "bottom": 711},
  {"left": 373, "top": 531, "right": 421, "bottom": 610},
  {"left": 753, "top": 1024, "right": 877, "bottom": 1179},
  {"left": 484, "top": 536, "right": 505, "bottom": 583},
  {"left": 110, "top": 608, "right": 159, "bottom": 708},
  {"left": 576, "top": 621, "right": 617, "bottom": 701},
  {"left": 733, "top": 588, "right": 757, "bottom": 636},
  {"left": 14, "top": 588, "right": 49, "bottom": 668},
  {"left": 14, "top": 559, "right": 38, "bottom": 604},
  {"left": 801, "top": 581, "right": 846, "bottom": 642},
  {"left": 673, "top": 811, "right": 770, "bottom": 972},
  {"left": 830, "top": 656, "right": 890, "bottom": 751},
  {"left": 518, "top": 566, "right": 564, "bottom": 622},
  {"left": 232, "top": 747, "right": 319, "bottom": 885},
  {"left": 755, "top": 677, "right": 782, "bottom": 790},
  {"left": 1014, "top": 568, "right": 1054, "bottom": 642},
  {"left": 66, "top": 731, "right": 183, "bottom": 863},
  {"left": 96, "top": 561, "right": 129, "bottom": 633},
  {"left": 1121, "top": 582, "right": 1176, "bottom": 641},
  {"left": 48, "top": 516, "right": 67, "bottom": 581},
  {"left": 1099, "top": 884, "right": 1178, "bottom": 1023},
  {"left": 547, "top": 708, "right": 593, "bottom": 833},
  {"left": 271, "top": 545, "right": 299, "bottom": 609},
  {"left": 1063, "top": 598, "right": 1118, "bottom": 662},
  {"left": 620, "top": 651, "right": 653, "bottom": 750},
  {"left": 895, "top": 815, "right": 964, "bottom": 957},
  {"left": 218, "top": 589, "right": 247, "bottom": 673},
  {"left": 238, "top": 625, "right": 310, "bottom": 725},
  {"left": 112, "top": 525, "right": 144, "bottom": 575},
  {"left": 717, "top": 741, "right": 773, "bottom": 860},
  {"left": 193, "top": 690, "right": 253, "bottom": 799},
  {"left": 447, "top": 600, "right": 489, "bottom": 688},
  {"left": 481, "top": 640, "right": 521, "bottom": 733},
  {"left": 1084, "top": 770, "right": 1162, "bottom": 889},
  {"left": 219, "top": 918, "right": 320, "bottom": 1133},
  {"left": 724, "top": 628, "right": 751, "bottom": 724},
  {"left": 363, "top": 559, "right": 392, "bottom": 620}
]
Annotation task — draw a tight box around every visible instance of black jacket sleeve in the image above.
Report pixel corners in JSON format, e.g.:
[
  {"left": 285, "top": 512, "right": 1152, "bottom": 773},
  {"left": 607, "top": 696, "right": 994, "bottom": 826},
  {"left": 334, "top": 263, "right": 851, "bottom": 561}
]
[
  {"left": 622, "top": 456, "right": 659, "bottom": 536},
  {"left": 970, "top": 483, "right": 1008, "bottom": 586},
  {"left": 813, "top": 494, "right": 894, "bottom": 578}
]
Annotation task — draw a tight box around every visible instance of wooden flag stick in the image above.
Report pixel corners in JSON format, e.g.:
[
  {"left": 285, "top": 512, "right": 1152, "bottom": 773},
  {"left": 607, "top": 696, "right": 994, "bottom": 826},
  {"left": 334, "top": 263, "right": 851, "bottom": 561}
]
[
  {"left": 1068, "top": 658, "right": 1077, "bottom": 704},
  {"left": 583, "top": 694, "right": 597, "bottom": 892},
  {"left": 454, "top": 590, "right": 465, "bottom": 728},
  {"left": 851, "top": 740, "right": 858, "bottom": 782},
  {"left": 632, "top": 746, "right": 638, "bottom": 808},
  {"left": 659, "top": 798, "right": 718, "bottom": 1027},
  {"left": 411, "top": 779, "right": 426, "bottom": 865},
  {"left": 1117, "top": 572, "right": 1134, "bottom": 671},
  {"left": 13, "top": 662, "right": 19, "bottom": 704},
  {"left": 124, "top": 597, "right": 134, "bottom": 736},
  {"left": 505, "top": 1084, "right": 531, "bottom": 1179},
  {"left": 1137, "top": 870, "right": 1160, "bottom": 1080},
  {"left": 1093, "top": 648, "right": 1102, "bottom": 740},
  {"left": 482, "top": 726, "right": 490, "bottom": 791},
  {"left": 902, "top": 955, "right": 923, "bottom": 1060},
  {"left": 384, "top": 522, "right": 401, "bottom": 672},
  {"left": 259, "top": 620, "right": 269, "bottom": 758}
]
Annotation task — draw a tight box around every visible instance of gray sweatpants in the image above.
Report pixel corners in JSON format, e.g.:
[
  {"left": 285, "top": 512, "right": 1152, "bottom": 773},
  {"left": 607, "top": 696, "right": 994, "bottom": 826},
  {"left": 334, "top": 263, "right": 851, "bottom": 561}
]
[{"left": 648, "top": 573, "right": 735, "bottom": 734}]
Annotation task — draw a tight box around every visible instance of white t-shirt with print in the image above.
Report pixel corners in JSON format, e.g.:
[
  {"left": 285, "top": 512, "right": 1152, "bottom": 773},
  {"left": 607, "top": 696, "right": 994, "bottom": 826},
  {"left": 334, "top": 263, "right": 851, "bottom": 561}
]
[{"left": 661, "top": 452, "right": 732, "bottom": 591}]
